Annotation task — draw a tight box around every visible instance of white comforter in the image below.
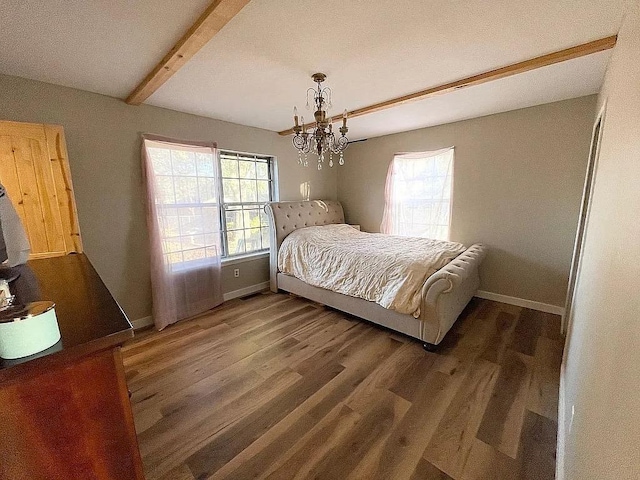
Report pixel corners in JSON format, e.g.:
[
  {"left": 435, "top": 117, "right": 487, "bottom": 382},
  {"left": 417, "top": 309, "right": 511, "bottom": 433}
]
[{"left": 278, "top": 224, "right": 466, "bottom": 316}]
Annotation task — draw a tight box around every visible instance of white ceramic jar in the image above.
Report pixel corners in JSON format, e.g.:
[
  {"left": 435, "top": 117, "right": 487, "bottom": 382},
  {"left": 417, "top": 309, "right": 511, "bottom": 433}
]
[{"left": 0, "top": 301, "right": 60, "bottom": 359}]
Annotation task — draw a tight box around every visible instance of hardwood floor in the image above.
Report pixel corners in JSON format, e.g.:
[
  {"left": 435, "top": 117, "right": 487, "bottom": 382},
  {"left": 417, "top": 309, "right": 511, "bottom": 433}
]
[{"left": 122, "top": 292, "right": 563, "bottom": 480}]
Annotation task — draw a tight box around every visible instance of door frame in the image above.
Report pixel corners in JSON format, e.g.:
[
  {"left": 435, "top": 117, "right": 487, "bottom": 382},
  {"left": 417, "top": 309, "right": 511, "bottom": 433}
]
[{"left": 562, "top": 102, "right": 607, "bottom": 335}]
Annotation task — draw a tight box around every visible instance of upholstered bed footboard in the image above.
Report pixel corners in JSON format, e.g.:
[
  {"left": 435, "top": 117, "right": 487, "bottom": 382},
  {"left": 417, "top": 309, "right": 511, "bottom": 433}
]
[
  {"left": 264, "top": 200, "right": 486, "bottom": 345},
  {"left": 419, "top": 243, "right": 486, "bottom": 344}
]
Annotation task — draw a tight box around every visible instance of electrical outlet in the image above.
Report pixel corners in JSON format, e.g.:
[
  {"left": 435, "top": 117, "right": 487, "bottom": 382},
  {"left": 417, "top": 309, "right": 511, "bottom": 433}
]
[{"left": 233, "top": 268, "right": 240, "bottom": 278}]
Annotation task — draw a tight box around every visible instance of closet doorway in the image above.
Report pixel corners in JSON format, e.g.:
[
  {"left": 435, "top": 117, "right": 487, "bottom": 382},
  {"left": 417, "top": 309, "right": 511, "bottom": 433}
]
[{"left": 563, "top": 105, "right": 606, "bottom": 334}]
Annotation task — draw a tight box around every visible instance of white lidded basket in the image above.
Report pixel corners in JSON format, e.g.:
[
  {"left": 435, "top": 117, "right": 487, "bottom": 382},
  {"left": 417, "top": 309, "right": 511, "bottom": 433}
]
[{"left": 0, "top": 301, "right": 60, "bottom": 359}]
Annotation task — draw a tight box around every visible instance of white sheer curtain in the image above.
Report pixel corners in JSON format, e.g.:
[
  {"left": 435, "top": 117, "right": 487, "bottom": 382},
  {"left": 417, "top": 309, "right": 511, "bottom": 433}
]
[
  {"left": 141, "top": 134, "right": 223, "bottom": 330},
  {"left": 381, "top": 147, "right": 454, "bottom": 240}
]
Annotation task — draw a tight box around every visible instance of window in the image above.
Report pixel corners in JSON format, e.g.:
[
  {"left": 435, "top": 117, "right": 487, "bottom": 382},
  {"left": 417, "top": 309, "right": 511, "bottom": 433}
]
[
  {"left": 381, "top": 148, "right": 454, "bottom": 240},
  {"left": 145, "top": 141, "right": 221, "bottom": 270},
  {"left": 145, "top": 142, "right": 274, "bottom": 267},
  {"left": 219, "top": 151, "right": 274, "bottom": 257}
]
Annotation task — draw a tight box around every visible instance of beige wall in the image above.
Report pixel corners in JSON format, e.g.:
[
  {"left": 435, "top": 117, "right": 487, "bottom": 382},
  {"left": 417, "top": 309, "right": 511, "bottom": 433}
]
[
  {"left": 338, "top": 97, "right": 596, "bottom": 307},
  {"left": 560, "top": 2, "right": 640, "bottom": 479},
  {"left": 0, "top": 74, "right": 337, "bottom": 321}
]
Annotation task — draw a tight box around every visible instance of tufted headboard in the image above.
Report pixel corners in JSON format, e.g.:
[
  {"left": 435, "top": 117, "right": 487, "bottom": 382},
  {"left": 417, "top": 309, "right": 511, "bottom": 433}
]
[{"left": 264, "top": 200, "right": 345, "bottom": 292}]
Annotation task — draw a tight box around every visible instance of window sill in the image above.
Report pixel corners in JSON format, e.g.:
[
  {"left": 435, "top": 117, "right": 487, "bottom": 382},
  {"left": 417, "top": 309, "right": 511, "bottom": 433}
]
[{"left": 221, "top": 251, "right": 269, "bottom": 267}]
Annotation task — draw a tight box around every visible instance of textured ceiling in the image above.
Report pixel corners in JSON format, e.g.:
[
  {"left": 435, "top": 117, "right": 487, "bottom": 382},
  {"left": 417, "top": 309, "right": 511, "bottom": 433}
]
[
  {"left": 0, "top": 0, "right": 212, "bottom": 97},
  {"left": 0, "top": 0, "right": 630, "bottom": 139}
]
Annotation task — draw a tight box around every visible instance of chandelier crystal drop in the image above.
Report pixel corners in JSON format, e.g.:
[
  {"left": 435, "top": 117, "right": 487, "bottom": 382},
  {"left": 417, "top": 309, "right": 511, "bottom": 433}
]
[{"left": 292, "top": 73, "right": 348, "bottom": 168}]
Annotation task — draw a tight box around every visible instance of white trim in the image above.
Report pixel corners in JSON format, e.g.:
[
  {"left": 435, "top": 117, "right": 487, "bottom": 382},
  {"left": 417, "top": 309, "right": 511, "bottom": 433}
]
[
  {"left": 556, "top": 100, "right": 607, "bottom": 480},
  {"left": 131, "top": 315, "right": 154, "bottom": 330},
  {"left": 221, "top": 251, "right": 269, "bottom": 266},
  {"left": 557, "top": 362, "right": 567, "bottom": 480},
  {"left": 223, "top": 281, "right": 270, "bottom": 302},
  {"left": 562, "top": 100, "right": 607, "bottom": 335},
  {"left": 475, "top": 290, "right": 565, "bottom": 316}
]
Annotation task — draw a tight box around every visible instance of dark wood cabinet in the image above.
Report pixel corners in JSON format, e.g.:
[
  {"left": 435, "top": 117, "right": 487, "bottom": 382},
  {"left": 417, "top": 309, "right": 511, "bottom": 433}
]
[{"left": 0, "top": 254, "right": 144, "bottom": 480}]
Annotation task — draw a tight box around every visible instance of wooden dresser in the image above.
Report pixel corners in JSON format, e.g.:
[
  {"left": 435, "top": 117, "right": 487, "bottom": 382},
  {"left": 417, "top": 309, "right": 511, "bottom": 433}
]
[{"left": 0, "top": 254, "right": 144, "bottom": 480}]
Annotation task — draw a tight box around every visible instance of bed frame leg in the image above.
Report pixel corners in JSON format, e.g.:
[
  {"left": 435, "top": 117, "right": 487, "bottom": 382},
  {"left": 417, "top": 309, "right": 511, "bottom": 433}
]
[{"left": 422, "top": 342, "right": 438, "bottom": 352}]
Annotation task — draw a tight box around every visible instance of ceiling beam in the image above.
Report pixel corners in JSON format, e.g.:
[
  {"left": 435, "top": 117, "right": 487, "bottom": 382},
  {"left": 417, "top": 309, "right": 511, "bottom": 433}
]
[
  {"left": 278, "top": 35, "right": 617, "bottom": 136},
  {"left": 126, "top": 0, "right": 251, "bottom": 105}
]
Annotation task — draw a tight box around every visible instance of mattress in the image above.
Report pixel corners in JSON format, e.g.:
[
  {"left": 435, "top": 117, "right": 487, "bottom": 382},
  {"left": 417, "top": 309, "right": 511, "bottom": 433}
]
[{"left": 278, "top": 224, "right": 466, "bottom": 316}]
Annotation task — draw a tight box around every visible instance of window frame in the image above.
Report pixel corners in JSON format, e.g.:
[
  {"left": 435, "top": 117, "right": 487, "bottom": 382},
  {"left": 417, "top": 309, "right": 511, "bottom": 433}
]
[{"left": 217, "top": 149, "right": 277, "bottom": 260}]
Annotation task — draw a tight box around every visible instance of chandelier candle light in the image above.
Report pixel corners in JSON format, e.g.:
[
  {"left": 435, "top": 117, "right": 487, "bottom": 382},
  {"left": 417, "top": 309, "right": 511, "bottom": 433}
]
[{"left": 292, "top": 73, "right": 349, "bottom": 169}]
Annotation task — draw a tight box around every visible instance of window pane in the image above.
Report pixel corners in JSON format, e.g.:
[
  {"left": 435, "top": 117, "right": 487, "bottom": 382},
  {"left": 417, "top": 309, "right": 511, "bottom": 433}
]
[
  {"left": 256, "top": 181, "right": 270, "bottom": 203},
  {"left": 227, "top": 230, "right": 245, "bottom": 255},
  {"left": 174, "top": 177, "right": 198, "bottom": 204},
  {"left": 202, "top": 206, "right": 219, "bottom": 233},
  {"left": 225, "top": 209, "right": 243, "bottom": 231},
  {"left": 223, "top": 178, "right": 241, "bottom": 203},
  {"left": 244, "top": 228, "right": 261, "bottom": 253},
  {"left": 240, "top": 180, "right": 258, "bottom": 203},
  {"left": 221, "top": 158, "right": 238, "bottom": 178},
  {"left": 149, "top": 148, "right": 172, "bottom": 175},
  {"left": 163, "top": 238, "right": 182, "bottom": 253},
  {"left": 183, "top": 248, "right": 206, "bottom": 262},
  {"left": 155, "top": 176, "right": 175, "bottom": 204},
  {"left": 261, "top": 228, "right": 270, "bottom": 250},
  {"left": 239, "top": 160, "right": 256, "bottom": 179},
  {"left": 171, "top": 150, "right": 196, "bottom": 176},
  {"left": 204, "top": 233, "right": 218, "bottom": 247},
  {"left": 243, "top": 209, "right": 261, "bottom": 230},
  {"left": 260, "top": 211, "right": 269, "bottom": 227},
  {"left": 435, "top": 159, "right": 451, "bottom": 175},
  {"left": 167, "top": 252, "right": 183, "bottom": 265},
  {"left": 196, "top": 153, "right": 215, "bottom": 176},
  {"left": 182, "top": 234, "right": 205, "bottom": 251},
  {"left": 442, "top": 180, "right": 452, "bottom": 199},
  {"left": 256, "top": 162, "right": 269, "bottom": 180},
  {"left": 436, "top": 202, "right": 450, "bottom": 224},
  {"left": 179, "top": 211, "right": 203, "bottom": 235},
  {"left": 198, "top": 177, "right": 216, "bottom": 203},
  {"left": 161, "top": 214, "right": 180, "bottom": 238}
]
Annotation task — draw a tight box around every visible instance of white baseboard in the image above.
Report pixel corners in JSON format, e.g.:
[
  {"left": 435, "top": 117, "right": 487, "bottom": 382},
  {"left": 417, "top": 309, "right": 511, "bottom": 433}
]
[
  {"left": 223, "top": 281, "right": 270, "bottom": 302},
  {"left": 131, "top": 315, "right": 154, "bottom": 330},
  {"left": 475, "top": 290, "right": 565, "bottom": 316},
  {"left": 130, "top": 282, "right": 269, "bottom": 330},
  {"left": 133, "top": 287, "right": 561, "bottom": 327}
]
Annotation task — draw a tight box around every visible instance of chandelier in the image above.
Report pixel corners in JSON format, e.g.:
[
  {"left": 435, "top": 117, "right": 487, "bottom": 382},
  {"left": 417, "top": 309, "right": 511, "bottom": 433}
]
[{"left": 292, "top": 73, "right": 348, "bottom": 169}]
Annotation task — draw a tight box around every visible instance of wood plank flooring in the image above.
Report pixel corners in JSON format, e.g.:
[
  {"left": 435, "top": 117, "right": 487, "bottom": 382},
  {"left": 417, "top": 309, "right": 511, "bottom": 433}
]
[{"left": 122, "top": 293, "right": 563, "bottom": 480}]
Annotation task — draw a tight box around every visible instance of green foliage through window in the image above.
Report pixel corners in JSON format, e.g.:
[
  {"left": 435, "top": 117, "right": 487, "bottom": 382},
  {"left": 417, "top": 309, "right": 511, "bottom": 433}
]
[{"left": 220, "top": 152, "right": 273, "bottom": 256}]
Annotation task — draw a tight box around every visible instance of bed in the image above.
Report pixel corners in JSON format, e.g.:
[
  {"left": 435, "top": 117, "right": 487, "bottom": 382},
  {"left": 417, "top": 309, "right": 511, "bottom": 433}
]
[{"left": 264, "top": 200, "right": 486, "bottom": 348}]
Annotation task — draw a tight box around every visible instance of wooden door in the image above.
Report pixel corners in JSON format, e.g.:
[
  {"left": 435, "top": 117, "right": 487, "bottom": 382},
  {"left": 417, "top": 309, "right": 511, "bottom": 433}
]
[{"left": 0, "top": 120, "right": 82, "bottom": 258}]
